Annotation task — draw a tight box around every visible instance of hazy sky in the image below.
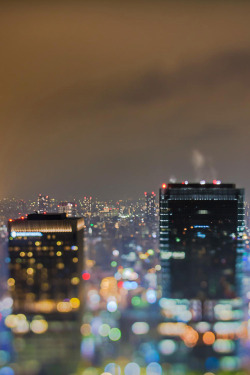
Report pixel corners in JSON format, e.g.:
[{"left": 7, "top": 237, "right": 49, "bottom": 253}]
[{"left": 1, "top": 1, "right": 250, "bottom": 200}]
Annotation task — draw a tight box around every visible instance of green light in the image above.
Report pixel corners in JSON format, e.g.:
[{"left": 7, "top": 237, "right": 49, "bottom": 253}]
[
  {"left": 109, "top": 327, "right": 121, "bottom": 341},
  {"left": 111, "top": 261, "right": 117, "bottom": 267},
  {"left": 147, "top": 249, "right": 154, "bottom": 255},
  {"left": 131, "top": 296, "right": 141, "bottom": 306},
  {"left": 176, "top": 237, "right": 181, "bottom": 242},
  {"left": 90, "top": 224, "right": 94, "bottom": 227}
]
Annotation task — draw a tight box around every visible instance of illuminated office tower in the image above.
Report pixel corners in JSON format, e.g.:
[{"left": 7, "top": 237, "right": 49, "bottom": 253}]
[
  {"left": 144, "top": 191, "right": 156, "bottom": 222},
  {"left": 8, "top": 213, "right": 84, "bottom": 315},
  {"left": 37, "top": 194, "right": 50, "bottom": 214},
  {"left": 159, "top": 182, "right": 245, "bottom": 300}
]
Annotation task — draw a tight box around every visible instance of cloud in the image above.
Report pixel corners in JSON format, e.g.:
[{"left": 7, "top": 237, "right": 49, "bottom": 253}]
[{"left": 113, "top": 49, "right": 250, "bottom": 108}]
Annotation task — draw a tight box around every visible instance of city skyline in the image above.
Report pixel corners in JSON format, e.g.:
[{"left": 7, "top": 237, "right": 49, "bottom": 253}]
[{"left": 0, "top": 1, "right": 250, "bottom": 200}]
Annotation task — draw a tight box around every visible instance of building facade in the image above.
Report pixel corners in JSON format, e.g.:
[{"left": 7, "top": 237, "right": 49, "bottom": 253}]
[
  {"left": 159, "top": 182, "right": 245, "bottom": 299},
  {"left": 159, "top": 182, "right": 245, "bottom": 370},
  {"left": 8, "top": 213, "right": 84, "bottom": 316}
]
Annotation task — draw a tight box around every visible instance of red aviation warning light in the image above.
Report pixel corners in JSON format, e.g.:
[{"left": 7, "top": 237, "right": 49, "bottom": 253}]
[{"left": 162, "top": 183, "right": 167, "bottom": 189}]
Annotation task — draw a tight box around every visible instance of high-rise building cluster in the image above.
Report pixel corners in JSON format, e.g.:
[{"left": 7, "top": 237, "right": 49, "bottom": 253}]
[{"left": 0, "top": 180, "right": 249, "bottom": 374}]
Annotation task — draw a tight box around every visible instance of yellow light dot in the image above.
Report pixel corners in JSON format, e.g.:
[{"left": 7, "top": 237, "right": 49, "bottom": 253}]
[
  {"left": 56, "top": 251, "right": 62, "bottom": 256},
  {"left": 72, "top": 257, "right": 78, "bottom": 263},
  {"left": 57, "top": 241, "right": 62, "bottom": 246},
  {"left": 27, "top": 268, "right": 34, "bottom": 275},
  {"left": 35, "top": 241, "right": 41, "bottom": 246},
  {"left": 70, "top": 298, "right": 80, "bottom": 309},
  {"left": 7, "top": 278, "right": 15, "bottom": 287},
  {"left": 57, "top": 263, "right": 64, "bottom": 269},
  {"left": 20, "top": 252, "right": 25, "bottom": 257},
  {"left": 71, "top": 277, "right": 80, "bottom": 285},
  {"left": 27, "top": 252, "right": 33, "bottom": 257}
]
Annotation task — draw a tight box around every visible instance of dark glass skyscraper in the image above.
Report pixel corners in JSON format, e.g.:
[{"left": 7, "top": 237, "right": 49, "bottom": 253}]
[
  {"left": 159, "top": 182, "right": 245, "bottom": 300},
  {"left": 159, "top": 182, "right": 245, "bottom": 371}
]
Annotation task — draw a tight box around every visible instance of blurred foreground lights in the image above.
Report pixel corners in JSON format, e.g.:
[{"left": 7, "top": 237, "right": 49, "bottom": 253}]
[
  {"left": 112, "top": 250, "right": 119, "bottom": 257},
  {"left": 57, "top": 301, "right": 72, "bottom": 313},
  {"left": 5, "top": 315, "right": 18, "bottom": 329},
  {"left": 0, "top": 367, "right": 14, "bottom": 375},
  {"left": 104, "top": 364, "right": 121, "bottom": 375},
  {"left": 146, "top": 289, "right": 157, "bottom": 304},
  {"left": 213, "top": 339, "right": 235, "bottom": 353},
  {"left": 0, "top": 297, "right": 13, "bottom": 311},
  {"left": 107, "top": 301, "right": 118, "bottom": 312},
  {"left": 12, "top": 315, "right": 29, "bottom": 334},
  {"left": 158, "top": 340, "right": 177, "bottom": 355},
  {"left": 82, "top": 272, "right": 90, "bottom": 281},
  {"left": 203, "top": 331, "right": 215, "bottom": 345},
  {"left": 196, "top": 322, "right": 211, "bottom": 333},
  {"left": 71, "top": 277, "right": 80, "bottom": 285},
  {"left": 220, "top": 356, "right": 239, "bottom": 371},
  {"left": 7, "top": 278, "right": 15, "bottom": 287},
  {"left": 157, "top": 322, "right": 186, "bottom": 336},
  {"left": 132, "top": 322, "right": 149, "bottom": 335},
  {"left": 80, "top": 323, "right": 91, "bottom": 336},
  {"left": 81, "top": 338, "right": 95, "bottom": 359},
  {"left": 70, "top": 297, "right": 80, "bottom": 309},
  {"left": 123, "top": 281, "right": 138, "bottom": 290},
  {"left": 124, "top": 363, "right": 141, "bottom": 375},
  {"left": 30, "top": 319, "right": 48, "bottom": 334},
  {"left": 98, "top": 324, "right": 110, "bottom": 337},
  {"left": 109, "top": 328, "right": 121, "bottom": 341},
  {"left": 146, "top": 362, "right": 162, "bottom": 375},
  {"left": 147, "top": 249, "right": 154, "bottom": 256},
  {"left": 182, "top": 326, "right": 199, "bottom": 347}
]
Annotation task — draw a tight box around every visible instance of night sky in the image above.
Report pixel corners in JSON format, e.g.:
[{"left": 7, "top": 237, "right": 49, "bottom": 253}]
[{"left": 1, "top": 1, "right": 250, "bottom": 200}]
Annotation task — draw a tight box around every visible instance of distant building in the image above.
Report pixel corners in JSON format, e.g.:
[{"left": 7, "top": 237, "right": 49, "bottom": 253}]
[
  {"left": 159, "top": 182, "right": 245, "bottom": 300},
  {"left": 58, "top": 201, "right": 77, "bottom": 217},
  {"left": 37, "top": 194, "right": 50, "bottom": 214},
  {"left": 144, "top": 191, "right": 156, "bottom": 222},
  {"left": 8, "top": 213, "right": 84, "bottom": 316}
]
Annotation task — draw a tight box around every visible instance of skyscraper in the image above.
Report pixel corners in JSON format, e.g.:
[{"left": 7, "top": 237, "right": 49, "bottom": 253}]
[
  {"left": 8, "top": 213, "right": 85, "bottom": 315},
  {"left": 144, "top": 191, "right": 156, "bottom": 222},
  {"left": 159, "top": 182, "right": 245, "bottom": 370},
  {"left": 159, "top": 182, "right": 245, "bottom": 300},
  {"left": 37, "top": 194, "right": 50, "bottom": 214}
]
